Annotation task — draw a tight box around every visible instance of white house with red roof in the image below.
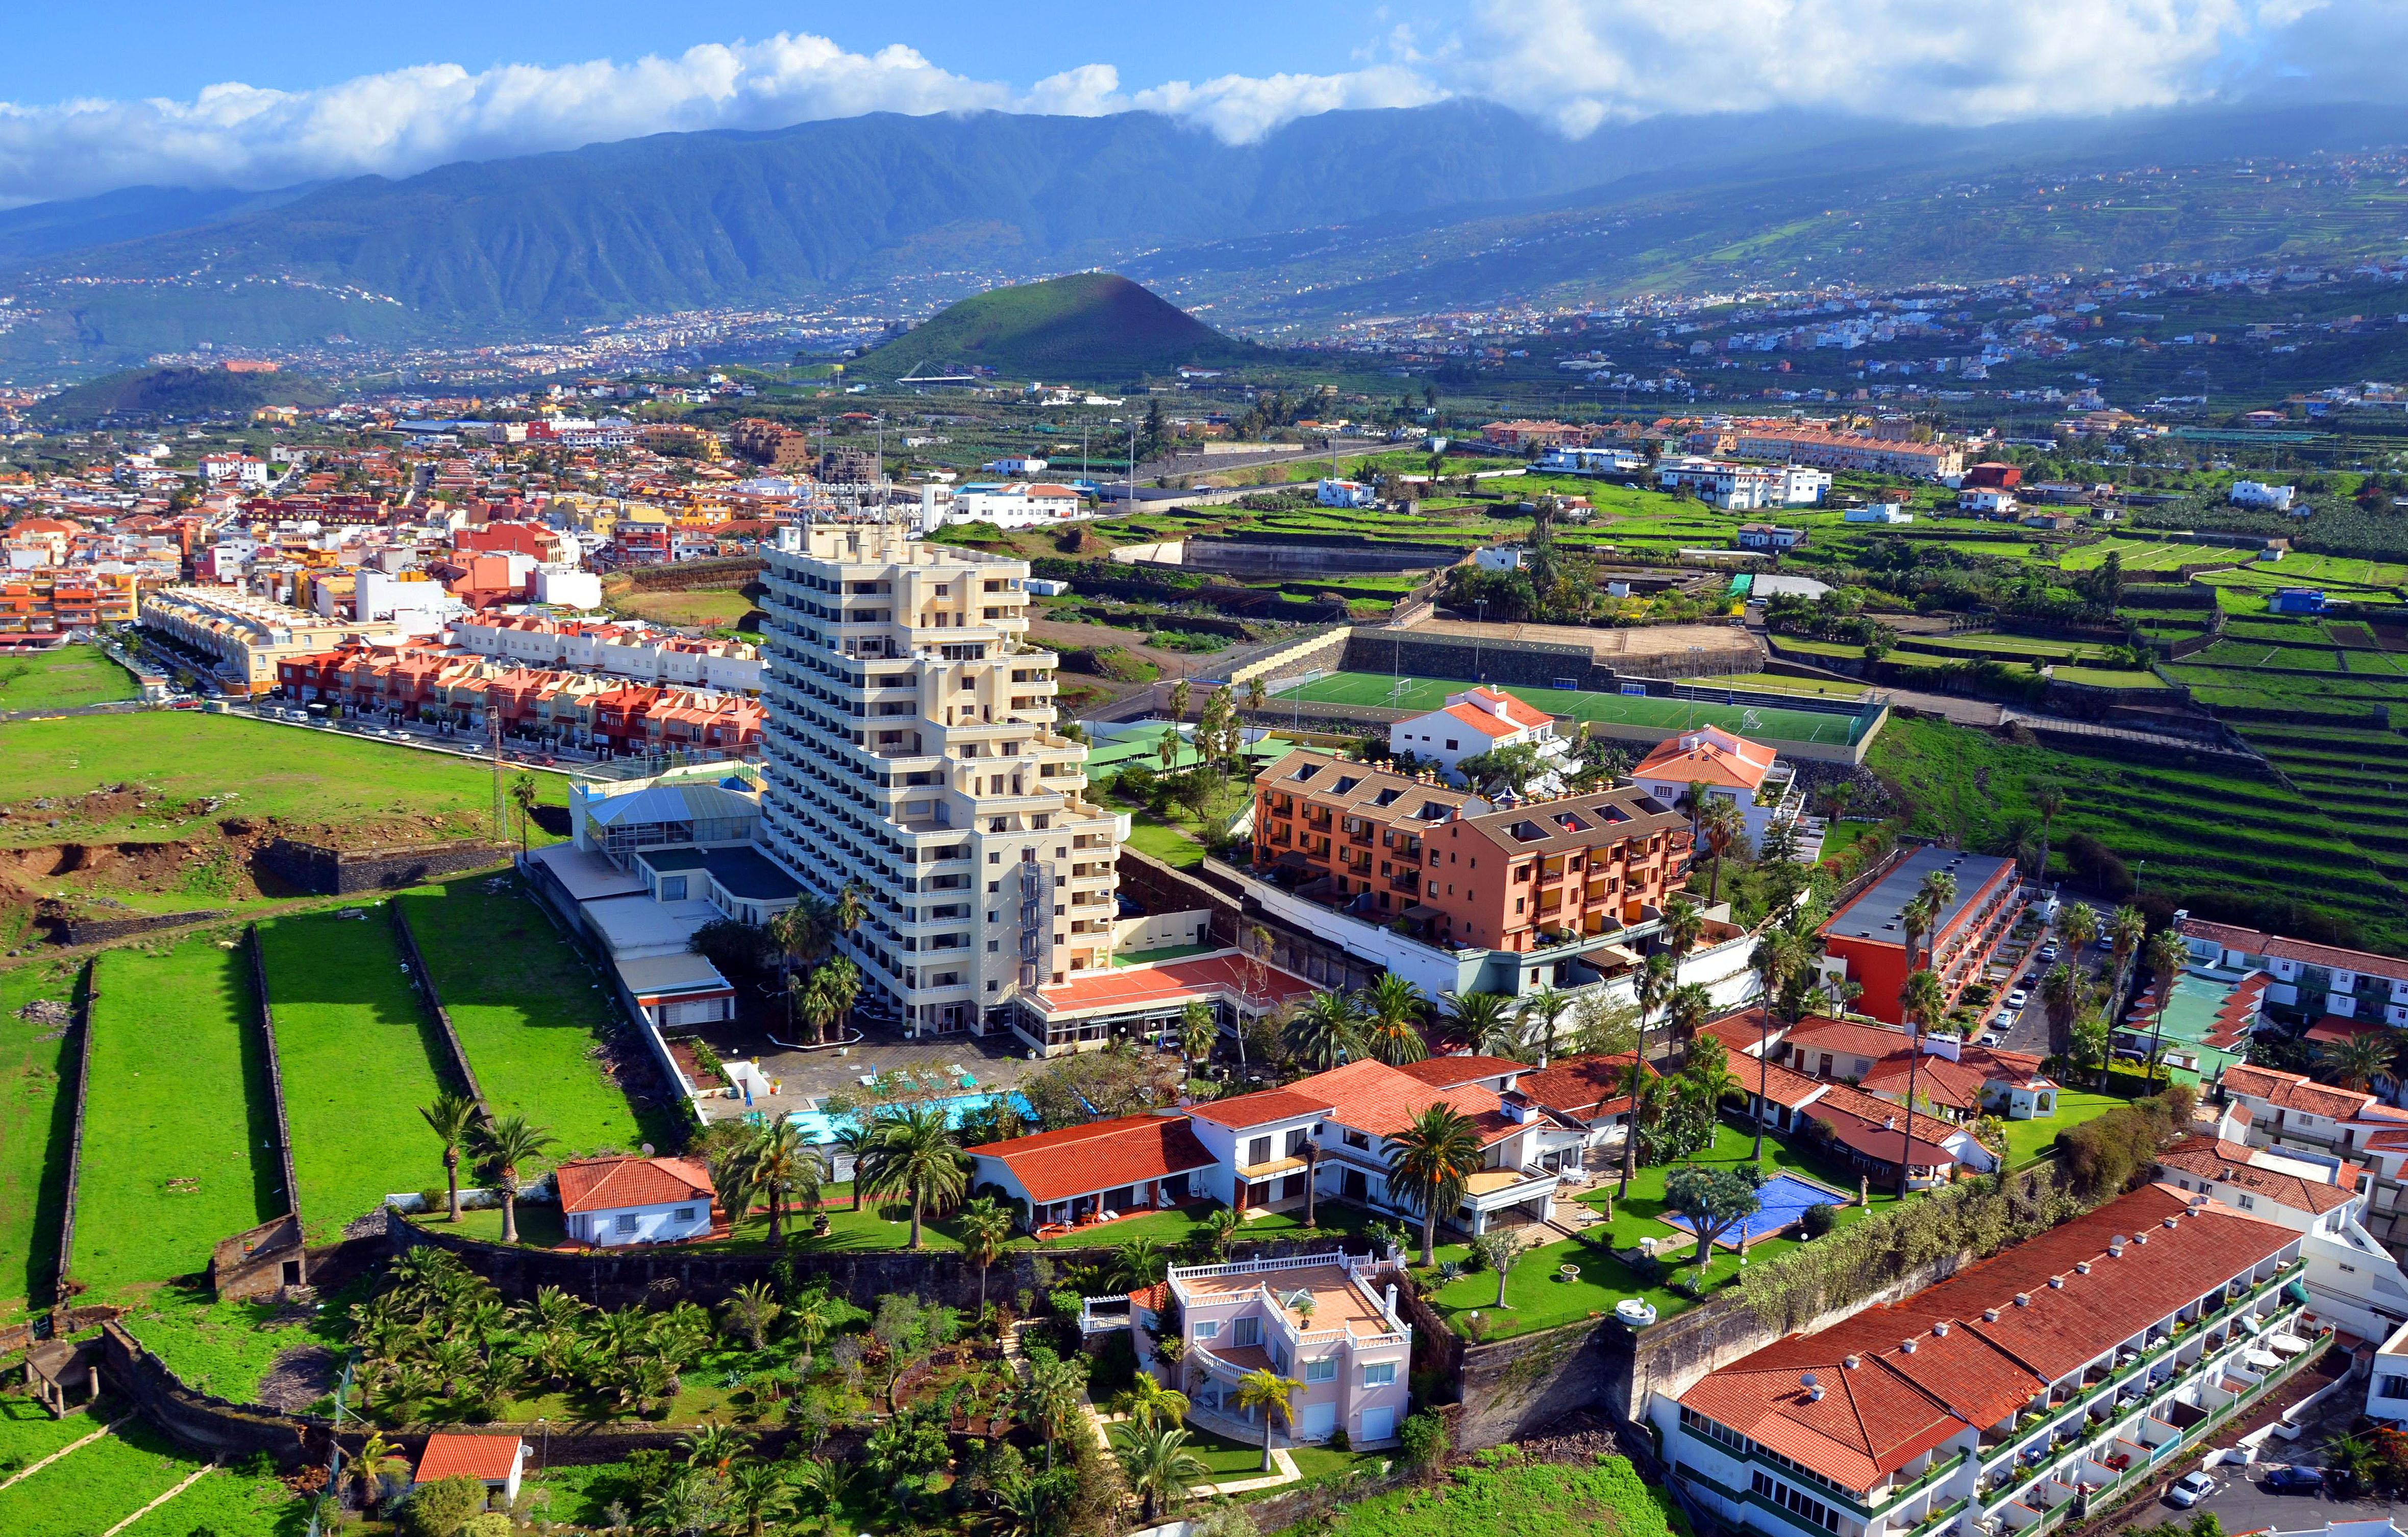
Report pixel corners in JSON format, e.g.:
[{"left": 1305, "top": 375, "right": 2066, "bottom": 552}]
[
  {"left": 1656, "top": 1184, "right": 2315, "bottom": 1537},
  {"left": 1632, "top": 726, "right": 1800, "bottom": 846},
  {"left": 413, "top": 1433, "right": 525, "bottom": 1503},
  {"left": 555, "top": 1154, "right": 719, "bottom": 1247},
  {"left": 2154, "top": 1132, "right": 2408, "bottom": 1342},
  {"left": 2178, "top": 913, "right": 2408, "bottom": 1031},
  {"left": 1388, "top": 687, "right": 1568, "bottom": 788},
  {"left": 965, "top": 1114, "right": 1218, "bottom": 1236}
]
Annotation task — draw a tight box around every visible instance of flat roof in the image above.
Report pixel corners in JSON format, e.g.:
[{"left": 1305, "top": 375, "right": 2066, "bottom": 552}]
[
  {"left": 636, "top": 847, "right": 712, "bottom": 873},
  {"left": 701, "top": 846, "right": 805, "bottom": 902},
  {"left": 529, "top": 841, "right": 648, "bottom": 902},
  {"left": 1826, "top": 845, "right": 2015, "bottom": 946},
  {"left": 614, "top": 952, "right": 732, "bottom": 999},
  {"left": 584, "top": 894, "right": 721, "bottom": 959}
]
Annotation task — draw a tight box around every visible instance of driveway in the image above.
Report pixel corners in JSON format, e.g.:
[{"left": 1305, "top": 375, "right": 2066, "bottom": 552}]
[{"left": 2115, "top": 1360, "right": 2376, "bottom": 1537}]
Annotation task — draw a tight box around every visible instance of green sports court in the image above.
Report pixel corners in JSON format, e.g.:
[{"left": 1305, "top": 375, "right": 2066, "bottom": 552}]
[{"left": 1268, "top": 670, "right": 1880, "bottom": 748}]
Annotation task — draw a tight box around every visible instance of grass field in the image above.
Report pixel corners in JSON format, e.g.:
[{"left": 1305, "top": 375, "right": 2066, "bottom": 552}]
[
  {"left": 619, "top": 588, "right": 759, "bottom": 628},
  {"left": 117, "top": 1463, "right": 298, "bottom": 1537},
  {"left": 1273, "top": 670, "right": 1874, "bottom": 746},
  {"left": 259, "top": 910, "right": 458, "bottom": 1243},
  {"left": 73, "top": 939, "right": 281, "bottom": 1297},
  {"left": 0, "top": 644, "right": 140, "bottom": 713},
  {"left": 117, "top": 1280, "right": 348, "bottom": 1405},
  {"left": 0, "top": 960, "right": 78, "bottom": 1321},
  {"left": 1896, "top": 632, "right": 2122, "bottom": 663},
  {"left": 0, "top": 1416, "right": 220, "bottom": 1537},
  {"left": 2058, "top": 539, "right": 2206, "bottom": 573},
  {"left": 399, "top": 876, "right": 677, "bottom": 1157},
  {"left": 0, "top": 1393, "right": 100, "bottom": 1474}
]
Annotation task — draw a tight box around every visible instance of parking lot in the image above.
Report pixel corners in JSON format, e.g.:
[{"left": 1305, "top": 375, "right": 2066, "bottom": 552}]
[{"left": 2111, "top": 1364, "right": 2388, "bottom": 1537}]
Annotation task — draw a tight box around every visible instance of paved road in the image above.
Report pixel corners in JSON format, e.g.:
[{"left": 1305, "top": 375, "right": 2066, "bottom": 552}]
[{"left": 1993, "top": 902, "right": 2121, "bottom": 1058}]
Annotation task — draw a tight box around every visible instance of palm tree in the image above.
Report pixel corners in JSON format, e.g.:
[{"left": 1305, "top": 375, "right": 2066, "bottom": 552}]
[
  {"left": 1386, "top": 1104, "right": 1484, "bottom": 1267},
  {"left": 1360, "top": 973, "right": 1429, "bottom": 1065},
  {"left": 417, "top": 1090, "right": 480, "bottom": 1223},
  {"left": 726, "top": 1462, "right": 799, "bottom": 1537},
  {"left": 1697, "top": 798, "right": 1748, "bottom": 906},
  {"left": 1286, "top": 990, "right": 1362, "bottom": 1070},
  {"left": 2319, "top": 1032, "right": 2395, "bottom": 1093},
  {"left": 2055, "top": 899, "right": 2099, "bottom": 959},
  {"left": 1897, "top": 894, "right": 1935, "bottom": 1024},
  {"left": 680, "top": 1421, "right": 749, "bottom": 1472},
  {"left": 1634, "top": 951, "right": 1676, "bottom": 1060},
  {"left": 1916, "top": 870, "right": 1958, "bottom": 970},
  {"left": 799, "top": 957, "right": 862, "bottom": 1047},
  {"left": 2144, "top": 927, "right": 2188, "bottom": 1087},
  {"left": 828, "top": 1120, "right": 874, "bottom": 1212},
  {"left": 2040, "top": 960, "right": 2084, "bottom": 1064},
  {"left": 858, "top": 1104, "right": 969, "bottom": 1250},
  {"left": 1233, "top": 1367, "right": 1303, "bottom": 1473},
  {"left": 2108, "top": 904, "right": 2148, "bottom": 1009},
  {"left": 1660, "top": 895, "right": 1706, "bottom": 961},
  {"left": 721, "top": 1280, "right": 781, "bottom": 1349},
  {"left": 508, "top": 772, "right": 540, "bottom": 854},
  {"left": 1896, "top": 969, "right": 1948, "bottom": 1198},
  {"left": 2031, "top": 784, "right": 2066, "bottom": 884},
  {"left": 1177, "top": 1001, "right": 1216, "bottom": 1077},
  {"left": 788, "top": 1291, "right": 834, "bottom": 1379},
  {"left": 1518, "top": 986, "right": 1572, "bottom": 1069},
  {"left": 1110, "top": 1236, "right": 1169, "bottom": 1294},
  {"left": 1110, "top": 1372, "right": 1190, "bottom": 1431},
  {"left": 1617, "top": 1059, "right": 1666, "bottom": 1199},
  {"left": 1747, "top": 926, "right": 1806, "bottom": 1162},
  {"left": 1114, "top": 1423, "right": 1209, "bottom": 1522},
  {"left": 1443, "top": 989, "right": 1519, "bottom": 1057},
  {"left": 1665, "top": 982, "right": 1711, "bottom": 1049},
  {"left": 957, "top": 1196, "right": 1014, "bottom": 1312},
  {"left": 1019, "top": 1353, "right": 1088, "bottom": 1470},
  {"left": 1681, "top": 778, "right": 1716, "bottom": 848},
  {"left": 472, "top": 1114, "right": 557, "bottom": 1245},
  {"left": 735, "top": 1120, "right": 827, "bottom": 1249}
]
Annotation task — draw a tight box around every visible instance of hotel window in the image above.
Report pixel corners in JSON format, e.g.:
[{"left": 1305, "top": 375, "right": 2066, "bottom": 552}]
[
  {"left": 1305, "top": 1358, "right": 1336, "bottom": 1382},
  {"left": 1362, "top": 1361, "right": 1397, "bottom": 1387}
]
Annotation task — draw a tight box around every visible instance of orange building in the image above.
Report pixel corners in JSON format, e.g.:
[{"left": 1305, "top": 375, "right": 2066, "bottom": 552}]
[
  {"left": 1250, "top": 748, "right": 1690, "bottom": 953},
  {"left": 1820, "top": 846, "right": 2026, "bottom": 1026}
]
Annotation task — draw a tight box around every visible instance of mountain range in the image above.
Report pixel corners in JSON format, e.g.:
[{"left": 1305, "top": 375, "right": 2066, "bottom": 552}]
[{"left": 3, "top": 100, "right": 2406, "bottom": 378}]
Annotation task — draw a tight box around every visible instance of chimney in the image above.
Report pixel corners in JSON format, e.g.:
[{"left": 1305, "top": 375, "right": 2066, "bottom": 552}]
[
  {"left": 2108, "top": 1236, "right": 2128, "bottom": 1257},
  {"left": 2164, "top": 1216, "right": 2179, "bottom": 1230},
  {"left": 1932, "top": 1322, "right": 1951, "bottom": 1337},
  {"left": 2075, "top": 1260, "right": 2093, "bottom": 1274},
  {"left": 2134, "top": 1230, "right": 2150, "bottom": 1246},
  {"left": 1803, "top": 1371, "right": 1824, "bottom": 1401},
  {"left": 2048, "top": 1275, "right": 2065, "bottom": 1289},
  {"left": 1901, "top": 1338, "right": 1918, "bottom": 1354},
  {"left": 2014, "top": 1293, "right": 2031, "bottom": 1307},
  {"left": 1982, "top": 1308, "right": 2000, "bottom": 1322},
  {"left": 1842, "top": 1355, "right": 1861, "bottom": 1370}
]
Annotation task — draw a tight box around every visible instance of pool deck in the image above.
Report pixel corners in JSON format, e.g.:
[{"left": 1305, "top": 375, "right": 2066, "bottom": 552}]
[{"left": 697, "top": 1029, "right": 1040, "bottom": 1126}]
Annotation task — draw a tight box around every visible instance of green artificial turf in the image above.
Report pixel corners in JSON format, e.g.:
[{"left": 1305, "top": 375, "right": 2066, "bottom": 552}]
[
  {"left": 399, "top": 876, "right": 677, "bottom": 1157},
  {"left": 73, "top": 940, "right": 281, "bottom": 1298},
  {"left": 258, "top": 910, "right": 458, "bottom": 1243},
  {"left": 0, "top": 960, "right": 80, "bottom": 1321},
  {"left": 1273, "top": 671, "right": 1874, "bottom": 747},
  {"left": 0, "top": 645, "right": 141, "bottom": 713}
]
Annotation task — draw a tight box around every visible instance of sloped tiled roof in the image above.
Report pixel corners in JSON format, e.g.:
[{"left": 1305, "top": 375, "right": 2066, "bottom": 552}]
[
  {"left": 965, "top": 1114, "right": 1216, "bottom": 1205},
  {"left": 1632, "top": 725, "right": 1776, "bottom": 792},
  {"left": 1512, "top": 1052, "right": 1653, "bottom": 1120},
  {"left": 555, "top": 1155, "right": 715, "bottom": 1215},
  {"left": 415, "top": 1433, "right": 523, "bottom": 1483},
  {"left": 2157, "top": 1134, "right": 2360, "bottom": 1216},
  {"left": 2221, "top": 1064, "right": 2378, "bottom": 1121},
  {"left": 1390, "top": 1054, "right": 1526, "bottom": 1090},
  {"left": 1187, "top": 1087, "right": 1336, "bottom": 1129}
]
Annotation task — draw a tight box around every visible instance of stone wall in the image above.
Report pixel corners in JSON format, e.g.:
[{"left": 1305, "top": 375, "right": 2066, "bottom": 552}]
[
  {"left": 254, "top": 838, "right": 508, "bottom": 897},
  {"left": 1340, "top": 628, "right": 1762, "bottom": 689},
  {"left": 244, "top": 924, "right": 305, "bottom": 1252},
  {"left": 52, "top": 908, "right": 232, "bottom": 947},
  {"left": 101, "top": 1321, "right": 326, "bottom": 1469},
  {"left": 49, "top": 960, "right": 93, "bottom": 1313},
  {"left": 389, "top": 901, "right": 485, "bottom": 1102}
]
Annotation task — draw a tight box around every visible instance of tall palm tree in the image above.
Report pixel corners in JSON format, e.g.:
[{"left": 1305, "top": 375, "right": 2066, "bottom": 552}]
[
  {"left": 1110, "top": 1372, "right": 1190, "bottom": 1432},
  {"left": 2039, "top": 960, "right": 2084, "bottom": 1065},
  {"left": 735, "top": 1120, "right": 827, "bottom": 1248},
  {"left": 1360, "top": 973, "right": 1429, "bottom": 1065},
  {"left": 1285, "top": 991, "right": 1362, "bottom": 1071},
  {"left": 1019, "top": 1353, "right": 1088, "bottom": 1470},
  {"left": 1697, "top": 798, "right": 1748, "bottom": 906},
  {"left": 799, "top": 956, "right": 861, "bottom": 1047},
  {"left": 1518, "top": 986, "right": 1572, "bottom": 1069},
  {"left": 1177, "top": 1001, "right": 1216, "bottom": 1077},
  {"left": 1443, "top": 989, "right": 1519, "bottom": 1057},
  {"left": 417, "top": 1090, "right": 480, "bottom": 1223},
  {"left": 858, "top": 1104, "right": 970, "bottom": 1250},
  {"left": 1660, "top": 895, "right": 1706, "bottom": 960},
  {"left": 1665, "top": 983, "right": 1712, "bottom": 1050},
  {"left": 1681, "top": 778, "right": 1716, "bottom": 849},
  {"left": 2031, "top": 784, "right": 2066, "bottom": 884},
  {"left": 1617, "top": 1057, "right": 1665, "bottom": 1199},
  {"left": 2108, "top": 904, "right": 2148, "bottom": 1010},
  {"left": 1634, "top": 951, "right": 1676, "bottom": 1061},
  {"left": 1897, "top": 893, "right": 1935, "bottom": 1031},
  {"left": 472, "top": 1114, "right": 558, "bottom": 1245},
  {"left": 1747, "top": 927, "right": 1806, "bottom": 1162},
  {"left": 828, "top": 1120, "right": 874, "bottom": 1212},
  {"left": 1916, "top": 869, "right": 1958, "bottom": 972},
  {"left": 2144, "top": 927, "right": 2188, "bottom": 1088},
  {"left": 2319, "top": 1032, "right": 2395, "bottom": 1093},
  {"left": 2055, "top": 899, "right": 2099, "bottom": 959},
  {"left": 1233, "top": 1368, "right": 1303, "bottom": 1473},
  {"left": 1114, "top": 1423, "right": 1209, "bottom": 1522},
  {"left": 957, "top": 1195, "right": 1014, "bottom": 1311},
  {"left": 1387, "top": 1104, "right": 1483, "bottom": 1267},
  {"left": 1896, "top": 969, "right": 1948, "bottom": 1198}
]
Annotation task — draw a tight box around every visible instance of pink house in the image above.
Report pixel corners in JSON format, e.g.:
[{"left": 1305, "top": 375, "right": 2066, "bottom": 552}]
[{"left": 1095, "top": 1251, "right": 1412, "bottom": 1449}]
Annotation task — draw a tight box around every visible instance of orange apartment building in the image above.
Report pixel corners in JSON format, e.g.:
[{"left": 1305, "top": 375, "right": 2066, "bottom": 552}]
[
  {"left": 1250, "top": 748, "right": 1690, "bottom": 953},
  {"left": 1820, "top": 846, "right": 2026, "bottom": 1026}
]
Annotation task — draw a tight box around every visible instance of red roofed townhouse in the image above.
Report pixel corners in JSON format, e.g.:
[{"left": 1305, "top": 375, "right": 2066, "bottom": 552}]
[
  {"left": 1632, "top": 725, "right": 1801, "bottom": 848},
  {"left": 1009, "top": 950, "right": 1316, "bottom": 1057},
  {"left": 413, "top": 1433, "right": 525, "bottom": 1504},
  {"left": 2176, "top": 913, "right": 2408, "bottom": 1029},
  {"left": 555, "top": 1154, "right": 720, "bottom": 1247},
  {"left": 1654, "top": 1184, "right": 2315, "bottom": 1537},
  {"left": 1820, "top": 847, "right": 2026, "bottom": 1028},
  {"left": 1387, "top": 686, "right": 1566, "bottom": 786},
  {"left": 964, "top": 1114, "right": 1217, "bottom": 1235}
]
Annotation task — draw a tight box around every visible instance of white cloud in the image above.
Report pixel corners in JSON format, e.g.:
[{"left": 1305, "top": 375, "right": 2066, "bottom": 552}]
[{"left": 1131, "top": 65, "right": 1447, "bottom": 144}]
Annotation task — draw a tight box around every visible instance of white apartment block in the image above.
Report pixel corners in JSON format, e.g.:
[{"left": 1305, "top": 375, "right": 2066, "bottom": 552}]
[
  {"left": 754, "top": 524, "right": 1125, "bottom": 1040},
  {"left": 448, "top": 614, "right": 766, "bottom": 696}
]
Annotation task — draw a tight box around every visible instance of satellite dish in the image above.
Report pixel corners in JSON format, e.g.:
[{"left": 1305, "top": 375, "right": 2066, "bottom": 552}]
[
  {"left": 640, "top": 1143, "right": 656, "bottom": 1156},
  {"left": 1800, "top": 1372, "right": 1819, "bottom": 1389}
]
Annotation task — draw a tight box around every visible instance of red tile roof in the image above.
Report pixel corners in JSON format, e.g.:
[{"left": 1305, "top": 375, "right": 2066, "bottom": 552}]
[
  {"left": 1681, "top": 1185, "right": 2297, "bottom": 1493},
  {"left": 2157, "top": 1134, "right": 2361, "bottom": 1216},
  {"left": 415, "top": 1433, "right": 522, "bottom": 1483},
  {"left": 2220, "top": 1064, "right": 2378, "bottom": 1121},
  {"left": 965, "top": 1114, "right": 1215, "bottom": 1205},
  {"left": 555, "top": 1155, "right": 715, "bottom": 1215},
  {"left": 1198, "top": 1059, "right": 1520, "bottom": 1145},
  {"left": 1187, "top": 1088, "right": 1336, "bottom": 1129},
  {"left": 2177, "top": 916, "right": 2408, "bottom": 985},
  {"left": 1512, "top": 1052, "right": 1653, "bottom": 1120},
  {"left": 1734, "top": 1056, "right": 1834, "bottom": 1112},
  {"left": 1031, "top": 954, "right": 1317, "bottom": 1019},
  {"left": 1390, "top": 1054, "right": 1526, "bottom": 1089},
  {"left": 1632, "top": 725, "right": 1777, "bottom": 792}
]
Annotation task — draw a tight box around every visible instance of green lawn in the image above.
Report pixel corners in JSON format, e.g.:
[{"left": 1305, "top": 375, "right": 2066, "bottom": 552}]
[
  {"left": 0, "top": 1396, "right": 106, "bottom": 1476},
  {"left": 115, "top": 1280, "right": 349, "bottom": 1406},
  {"left": 74, "top": 940, "right": 281, "bottom": 1298},
  {"left": 0, "top": 960, "right": 80, "bottom": 1321},
  {"left": 0, "top": 644, "right": 140, "bottom": 712},
  {"left": 259, "top": 910, "right": 459, "bottom": 1243},
  {"left": 399, "top": 877, "right": 677, "bottom": 1157},
  {"left": 1273, "top": 671, "right": 1872, "bottom": 747},
  {"left": 1124, "top": 809, "right": 1209, "bottom": 869},
  {"left": 117, "top": 1464, "right": 300, "bottom": 1537},
  {"left": 1307, "top": 1455, "right": 1678, "bottom": 1537},
  {"left": 2005, "top": 1087, "right": 2136, "bottom": 1169},
  {"left": 0, "top": 1415, "right": 210, "bottom": 1537}
]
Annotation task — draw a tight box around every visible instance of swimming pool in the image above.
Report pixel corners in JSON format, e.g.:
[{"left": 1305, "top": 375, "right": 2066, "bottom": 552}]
[
  {"left": 1661, "top": 1171, "right": 1853, "bottom": 1251},
  {"left": 783, "top": 1089, "right": 1033, "bottom": 1145}
]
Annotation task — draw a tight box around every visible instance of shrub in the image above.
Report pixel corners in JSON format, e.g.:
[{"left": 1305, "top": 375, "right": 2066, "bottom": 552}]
[
  {"left": 1397, "top": 1409, "right": 1450, "bottom": 1473},
  {"left": 402, "top": 1475, "right": 488, "bottom": 1537},
  {"left": 1801, "top": 1203, "right": 1838, "bottom": 1238}
]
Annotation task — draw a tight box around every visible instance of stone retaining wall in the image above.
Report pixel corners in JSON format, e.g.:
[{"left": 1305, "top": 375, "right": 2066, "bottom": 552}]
[
  {"left": 49, "top": 959, "right": 94, "bottom": 1312},
  {"left": 244, "top": 924, "right": 305, "bottom": 1240},
  {"left": 254, "top": 837, "right": 508, "bottom": 897},
  {"left": 388, "top": 900, "right": 485, "bottom": 1103},
  {"left": 52, "top": 908, "right": 232, "bottom": 947}
]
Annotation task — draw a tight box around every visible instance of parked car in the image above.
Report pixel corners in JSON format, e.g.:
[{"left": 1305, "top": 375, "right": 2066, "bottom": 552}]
[
  {"left": 1978, "top": 1032, "right": 2005, "bottom": 1048},
  {"left": 2038, "top": 944, "right": 2061, "bottom": 962},
  {"left": 2264, "top": 1465, "right": 2326, "bottom": 1494},
  {"left": 2169, "top": 1473, "right": 2217, "bottom": 1508},
  {"left": 2006, "top": 988, "right": 2031, "bottom": 1009}
]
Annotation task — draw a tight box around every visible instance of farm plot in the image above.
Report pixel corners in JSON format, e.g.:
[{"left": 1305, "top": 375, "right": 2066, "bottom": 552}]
[
  {"left": 1273, "top": 671, "right": 1874, "bottom": 746},
  {"left": 2059, "top": 539, "right": 2203, "bottom": 572},
  {"left": 72, "top": 940, "right": 280, "bottom": 1297},
  {"left": 1894, "top": 633, "right": 2123, "bottom": 663},
  {"left": 258, "top": 911, "right": 457, "bottom": 1243},
  {"left": 399, "top": 877, "right": 677, "bottom": 1157},
  {"left": 0, "top": 644, "right": 141, "bottom": 713},
  {"left": 0, "top": 1417, "right": 215, "bottom": 1537},
  {"left": 0, "top": 961, "right": 78, "bottom": 1321}
]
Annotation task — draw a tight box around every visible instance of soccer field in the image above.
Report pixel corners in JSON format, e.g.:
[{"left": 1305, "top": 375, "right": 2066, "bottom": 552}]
[{"left": 1271, "top": 671, "right": 1872, "bottom": 746}]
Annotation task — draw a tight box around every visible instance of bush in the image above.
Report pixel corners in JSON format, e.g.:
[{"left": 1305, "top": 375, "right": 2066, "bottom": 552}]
[
  {"left": 1801, "top": 1203, "right": 1838, "bottom": 1238},
  {"left": 1398, "top": 1409, "right": 1450, "bottom": 1473},
  {"left": 2061, "top": 831, "right": 2134, "bottom": 898},
  {"left": 402, "top": 1475, "right": 488, "bottom": 1537}
]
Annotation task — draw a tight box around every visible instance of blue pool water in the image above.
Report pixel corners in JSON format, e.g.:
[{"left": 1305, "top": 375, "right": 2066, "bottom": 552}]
[
  {"left": 783, "top": 1089, "right": 1033, "bottom": 1145},
  {"left": 1662, "top": 1171, "right": 1852, "bottom": 1250}
]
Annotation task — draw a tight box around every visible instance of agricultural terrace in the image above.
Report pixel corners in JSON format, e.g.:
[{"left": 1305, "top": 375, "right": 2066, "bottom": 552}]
[
  {"left": 1271, "top": 671, "right": 1878, "bottom": 747},
  {"left": 0, "top": 960, "right": 78, "bottom": 1322},
  {"left": 73, "top": 940, "right": 280, "bottom": 1298},
  {"left": 399, "top": 876, "right": 680, "bottom": 1156},
  {"left": 0, "top": 1412, "right": 270, "bottom": 1537},
  {"left": 258, "top": 910, "right": 458, "bottom": 1243},
  {"left": 0, "top": 644, "right": 140, "bottom": 713}
]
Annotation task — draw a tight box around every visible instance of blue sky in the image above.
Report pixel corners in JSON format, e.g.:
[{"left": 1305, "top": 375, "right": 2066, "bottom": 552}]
[{"left": 0, "top": 2, "right": 2386, "bottom": 209}]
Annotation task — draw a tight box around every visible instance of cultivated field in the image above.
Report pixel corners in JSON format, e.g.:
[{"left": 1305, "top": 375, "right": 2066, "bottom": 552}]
[
  {"left": 0, "top": 644, "right": 140, "bottom": 713},
  {"left": 258, "top": 911, "right": 457, "bottom": 1243},
  {"left": 73, "top": 940, "right": 279, "bottom": 1297},
  {"left": 0, "top": 1415, "right": 264, "bottom": 1537},
  {"left": 0, "top": 960, "right": 78, "bottom": 1321},
  {"left": 400, "top": 876, "right": 677, "bottom": 1157}
]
